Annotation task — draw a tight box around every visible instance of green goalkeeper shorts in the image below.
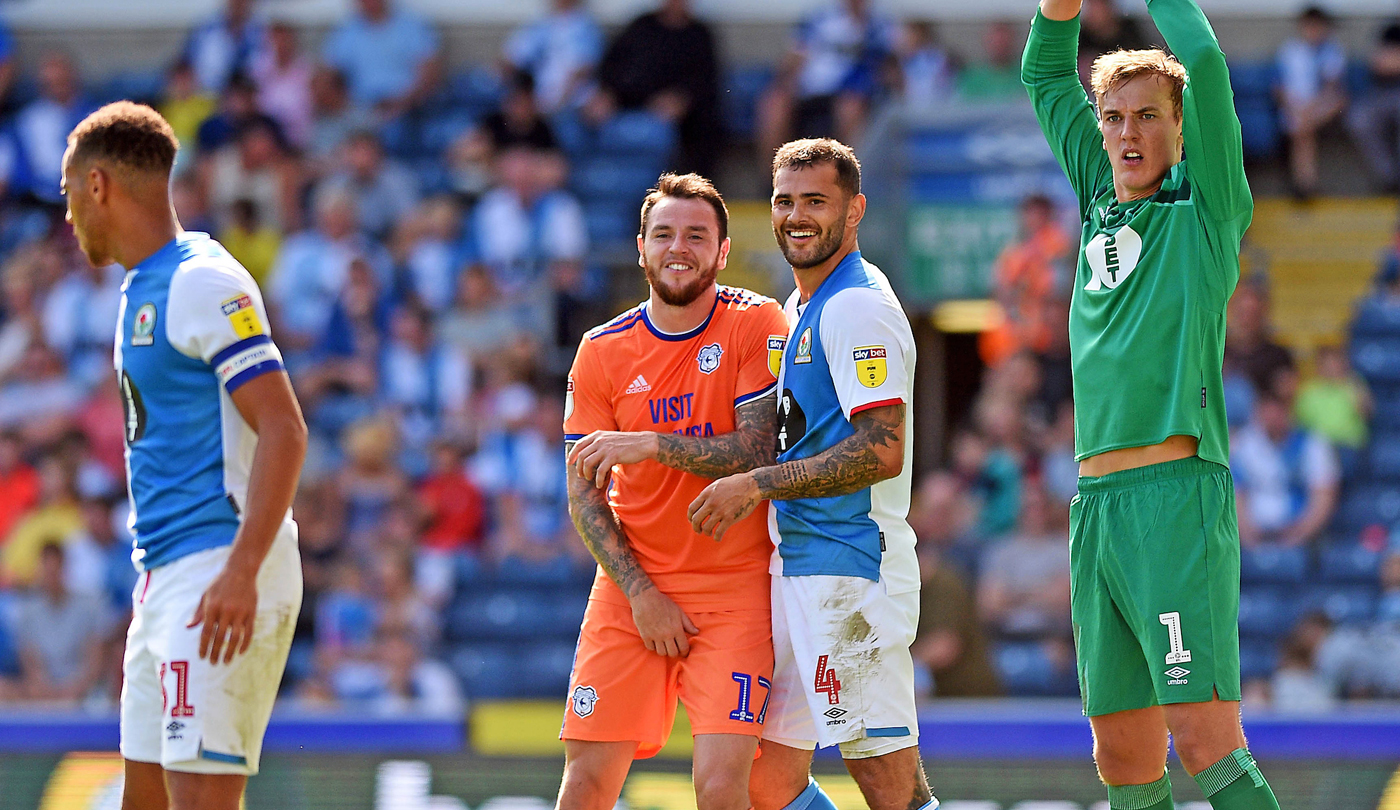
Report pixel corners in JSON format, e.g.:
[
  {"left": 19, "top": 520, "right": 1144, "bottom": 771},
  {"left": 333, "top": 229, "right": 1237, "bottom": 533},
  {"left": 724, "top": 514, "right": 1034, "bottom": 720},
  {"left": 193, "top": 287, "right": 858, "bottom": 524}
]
[{"left": 1069, "top": 456, "right": 1242, "bottom": 717}]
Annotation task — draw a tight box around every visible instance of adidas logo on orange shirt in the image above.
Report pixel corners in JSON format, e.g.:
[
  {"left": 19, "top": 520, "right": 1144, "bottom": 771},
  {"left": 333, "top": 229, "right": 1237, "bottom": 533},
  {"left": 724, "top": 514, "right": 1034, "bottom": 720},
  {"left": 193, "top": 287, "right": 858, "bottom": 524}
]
[{"left": 625, "top": 375, "right": 651, "bottom": 394}]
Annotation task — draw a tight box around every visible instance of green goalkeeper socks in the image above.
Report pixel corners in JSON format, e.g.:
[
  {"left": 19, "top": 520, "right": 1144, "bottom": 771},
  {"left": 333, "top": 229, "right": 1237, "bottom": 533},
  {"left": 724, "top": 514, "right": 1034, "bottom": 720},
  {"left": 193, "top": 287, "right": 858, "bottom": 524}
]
[
  {"left": 1107, "top": 771, "right": 1174, "bottom": 810},
  {"left": 1193, "top": 749, "right": 1280, "bottom": 810}
]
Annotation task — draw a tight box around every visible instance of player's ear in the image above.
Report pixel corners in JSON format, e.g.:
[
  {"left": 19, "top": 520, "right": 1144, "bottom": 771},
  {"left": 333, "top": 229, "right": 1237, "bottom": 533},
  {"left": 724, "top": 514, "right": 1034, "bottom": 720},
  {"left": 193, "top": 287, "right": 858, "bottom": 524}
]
[
  {"left": 847, "top": 193, "right": 867, "bottom": 228},
  {"left": 89, "top": 165, "right": 109, "bottom": 205},
  {"left": 715, "top": 236, "right": 731, "bottom": 272},
  {"left": 636, "top": 232, "right": 646, "bottom": 270}
]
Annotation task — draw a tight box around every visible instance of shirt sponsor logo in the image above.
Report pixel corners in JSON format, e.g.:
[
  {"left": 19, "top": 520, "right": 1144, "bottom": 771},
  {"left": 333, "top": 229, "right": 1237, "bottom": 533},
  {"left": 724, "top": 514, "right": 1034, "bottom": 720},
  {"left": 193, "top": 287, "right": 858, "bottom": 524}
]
[
  {"left": 767, "top": 335, "right": 786, "bottom": 379},
  {"left": 697, "top": 342, "right": 723, "bottom": 375},
  {"left": 571, "top": 685, "right": 598, "bottom": 718},
  {"left": 1084, "top": 225, "right": 1143, "bottom": 292},
  {"left": 131, "top": 302, "right": 157, "bottom": 346},
  {"left": 793, "top": 327, "right": 813, "bottom": 364},
  {"left": 221, "top": 294, "right": 264, "bottom": 339},
  {"left": 852, "top": 345, "right": 888, "bottom": 388}
]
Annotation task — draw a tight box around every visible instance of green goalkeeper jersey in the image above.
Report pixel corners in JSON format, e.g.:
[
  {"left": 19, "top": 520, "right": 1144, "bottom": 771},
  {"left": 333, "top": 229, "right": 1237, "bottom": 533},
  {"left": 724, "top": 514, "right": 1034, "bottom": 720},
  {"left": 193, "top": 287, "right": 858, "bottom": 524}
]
[{"left": 1022, "top": 0, "right": 1252, "bottom": 466}]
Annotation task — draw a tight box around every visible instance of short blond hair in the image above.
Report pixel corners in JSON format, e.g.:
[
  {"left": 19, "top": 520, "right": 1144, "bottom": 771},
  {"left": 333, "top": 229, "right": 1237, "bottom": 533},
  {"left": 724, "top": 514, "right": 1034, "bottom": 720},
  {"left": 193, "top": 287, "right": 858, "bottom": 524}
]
[{"left": 1090, "top": 49, "right": 1187, "bottom": 120}]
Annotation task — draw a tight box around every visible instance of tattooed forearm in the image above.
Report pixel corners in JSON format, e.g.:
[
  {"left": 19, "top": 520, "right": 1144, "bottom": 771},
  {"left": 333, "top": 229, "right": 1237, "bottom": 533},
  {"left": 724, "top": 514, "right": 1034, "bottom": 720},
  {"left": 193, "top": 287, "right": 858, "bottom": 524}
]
[
  {"left": 566, "top": 469, "right": 653, "bottom": 598},
  {"left": 655, "top": 394, "right": 778, "bottom": 479},
  {"left": 752, "top": 403, "right": 904, "bottom": 501}
]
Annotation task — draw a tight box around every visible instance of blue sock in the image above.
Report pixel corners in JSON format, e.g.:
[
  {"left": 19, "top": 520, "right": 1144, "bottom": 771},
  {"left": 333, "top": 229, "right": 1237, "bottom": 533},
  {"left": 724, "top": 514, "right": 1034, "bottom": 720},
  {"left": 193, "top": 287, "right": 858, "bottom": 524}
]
[{"left": 781, "top": 779, "right": 838, "bottom": 810}]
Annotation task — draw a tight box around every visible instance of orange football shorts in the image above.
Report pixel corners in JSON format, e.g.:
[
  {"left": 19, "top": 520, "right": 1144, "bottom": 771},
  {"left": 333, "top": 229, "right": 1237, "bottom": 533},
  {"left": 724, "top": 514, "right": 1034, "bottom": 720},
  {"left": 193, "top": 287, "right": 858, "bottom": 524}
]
[{"left": 560, "top": 598, "right": 774, "bottom": 758}]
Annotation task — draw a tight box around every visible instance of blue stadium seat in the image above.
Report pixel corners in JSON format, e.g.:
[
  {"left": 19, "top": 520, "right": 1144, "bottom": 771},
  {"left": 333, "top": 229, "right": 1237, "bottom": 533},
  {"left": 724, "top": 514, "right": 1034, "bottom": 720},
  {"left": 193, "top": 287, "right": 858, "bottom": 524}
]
[
  {"left": 449, "top": 643, "right": 519, "bottom": 699},
  {"left": 495, "top": 556, "right": 578, "bottom": 585},
  {"left": 551, "top": 111, "right": 595, "bottom": 157},
  {"left": 1370, "top": 387, "right": 1400, "bottom": 430},
  {"left": 513, "top": 641, "right": 579, "bottom": 697},
  {"left": 1319, "top": 543, "right": 1383, "bottom": 583},
  {"left": 96, "top": 71, "right": 166, "bottom": 105},
  {"left": 1238, "top": 586, "right": 1296, "bottom": 639},
  {"left": 447, "top": 66, "right": 504, "bottom": 109},
  {"left": 1368, "top": 435, "right": 1400, "bottom": 481},
  {"left": 1238, "top": 639, "right": 1278, "bottom": 682},
  {"left": 573, "top": 156, "right": 664, "bottom": 204},
  {"left": 583, "top": 206, "right": 639, "bottom": 246},
  {"left": 722, "top": 65, "right": 775, "bottom": 138},
  {"left": 1303, "top": 585, "right": 1379, "bottom": 625},
  {"left": 1349, "top": 299, "right": 1400, "bottom": 338},
  {"left": 1228, "top": 61, "right": 1277, "bottom": 97},
  {"left": 1346, "top": 60, "right": 1373, "bottom": 99},
  {"left": 594, "top": 112, "right": 676, "bottom": 159},
  {"left": 1235, "top": 100, "right": 1280, "bottom": 159},
  {"left": 446, "top": 587, "right": 559, "bottom": 641},
  {"left": 1352, "top": 338, "right": 1400, "bottom": 384},
  {"left": 992, "top": 641, "right": 1077, "bottom": 697},
  {"left": 419, "top": 110, "right": 476, "bottom": 156},
  {"left": 1335, "top": 484, "right": 1400, "bottom": 532},
  {"left": 1239, "top": 545, "right": 1309, "bottom": 584}
]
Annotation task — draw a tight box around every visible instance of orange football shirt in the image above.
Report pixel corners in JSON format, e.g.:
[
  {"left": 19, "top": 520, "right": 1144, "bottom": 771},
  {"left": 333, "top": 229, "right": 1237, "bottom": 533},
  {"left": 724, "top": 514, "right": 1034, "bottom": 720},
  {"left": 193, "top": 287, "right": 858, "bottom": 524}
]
[{"left": 565, "top": 286, "right": 789, "bottom": 612}]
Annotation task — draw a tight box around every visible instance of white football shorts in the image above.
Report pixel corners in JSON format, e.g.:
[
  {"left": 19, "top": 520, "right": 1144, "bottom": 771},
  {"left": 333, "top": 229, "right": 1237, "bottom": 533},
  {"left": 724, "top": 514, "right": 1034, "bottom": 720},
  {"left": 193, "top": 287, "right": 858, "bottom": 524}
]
[
  {"left": 120, "top": 524, "right": 301, "bottom": 775},
  {"left": 762, "top": 574, "right": 920, "bottom": 758}
]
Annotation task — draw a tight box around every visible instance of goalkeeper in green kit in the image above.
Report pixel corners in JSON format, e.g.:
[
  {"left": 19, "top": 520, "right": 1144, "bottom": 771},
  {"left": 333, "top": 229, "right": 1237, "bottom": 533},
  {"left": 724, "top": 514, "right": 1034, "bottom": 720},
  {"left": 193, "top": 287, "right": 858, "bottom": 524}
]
[{"left": 1023, "top": 0, "right": 1281, "bottom": 808}]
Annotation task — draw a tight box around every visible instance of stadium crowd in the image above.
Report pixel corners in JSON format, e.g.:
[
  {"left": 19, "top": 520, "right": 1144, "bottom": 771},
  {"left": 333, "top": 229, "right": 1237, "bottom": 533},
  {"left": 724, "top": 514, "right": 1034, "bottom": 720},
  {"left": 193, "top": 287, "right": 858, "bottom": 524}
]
[{"left": 0, "top": 0, "right": 1397, "bottom": 715}]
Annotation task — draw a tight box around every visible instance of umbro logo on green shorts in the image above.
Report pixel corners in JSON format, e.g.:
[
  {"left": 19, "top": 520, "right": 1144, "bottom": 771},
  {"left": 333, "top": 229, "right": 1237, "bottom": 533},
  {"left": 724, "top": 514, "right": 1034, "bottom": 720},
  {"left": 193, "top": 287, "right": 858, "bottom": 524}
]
[{"left": 1166, "top": 667, "right": 1191, "bottom": 685}]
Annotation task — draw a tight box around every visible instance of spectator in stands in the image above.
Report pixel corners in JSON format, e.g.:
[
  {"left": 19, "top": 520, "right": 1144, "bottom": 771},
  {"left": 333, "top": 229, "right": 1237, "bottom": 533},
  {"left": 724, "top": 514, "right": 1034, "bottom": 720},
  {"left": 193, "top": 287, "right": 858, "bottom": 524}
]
[
  {"left": 1296, "top": 344, "right": 1371, "bottom": 452},
  {"left": 194, "top": 73, "right": 283, "bottom": 156},
  {"left": 501, "top": 0, "right": 603, "bottom": 114},
  {"left": 251, "top": 20, "right": 314, "bottom": 150},
  {"left": 1270, "top": 613, "right": 1339, "bottom": 713},
  {"left": 949, "top": 423, "right": 1021, "bottom": 541},
  {"left": 756, "top": 0, "right": 898, "bottom": 164},
  {"left": 0, "top": 454, "right": 81, "bottom": 587},
  {"left": 977, "top": 481, "right": 1072, "bottom": 641},
  {"left": 909, "top": 475, "right": 999, "bottom": 698},
  {"left": 182, "top": 0, "right": 263, "bottom": 94},
  {"left": 469, "top": 146, "right": 587, "bottom": 344},
  {"left": 0, "top": 344, "right": 86, "bottom": 442},
  {"left": 957, "top": 21, "right": 1025, "bottom": 102},
  {"left": 158, "top": 60, "right": 217, "bottom": 173},
  {"left": 1076, "top": 0, "right": 1154, "bottom": 85},
  {"left": 1038, "top": 399, "right": 1079, "bottom": 504},
  {"left": 379, "top": 302, "right": 472, "bottom": 462},
  {"left": 481, "top": 71, "right": 559, "bottom": 155},
  {"left": 268, "top": 188, "right": 386, "bottom": 355},
  {"left": 320, "top": 129, "right": 419, "bottom": 242},
  {"left": 395, "top": 196, "right": 464, "bottom": 315},
  {"left": 1315, "top": 550, "right": 1400, "bottom": 698},
  {"left": 338, "top": 416, "right": 411, "bottom": 546},
  {"left": 1232, "top": 390, "right": 1340, "bottom": 547},
  {"left": 439, "top": 269, "right": 525, "bottom": 366},
  {"left": 365, "top": 623, "right": 464, "bottom": 715},
  {"left": 11, "top": 543, "right": 113, "bottom": 703},
  {"left": 298, "top": 260, "right": 391, "bottom": 436},
  {"left": 171, "top": 174, "right": 216, "bottom": 234},
  {"left": 41, "top": 259, "right": 123, "bottom": 390},
  {"left": 14, "top": 52, "right": 95, "bottom": 207},
  {"left": 200, "top": 118, "right": 302, "bottom": 235},
  {"left": 0, "top": 248, "right": 46, "bottom": 387},
  {"left": 0, "top": 430, "right": 37, "bottom": 544},
  {"left": 415, "top": 438, "right": 486, "bottom": 604},
  {"left": 307, "top": 67, "right": 374, "bottom": 169},
  {"left": 62, "top": 494, "right": 135, "bottom": 612},
  {"left": 1225, "top": 280, "right": 1296, "bottom": 405},
  {"left": 373, "top": 548, "right": 439, "bottom": 648},
  {"left": 1276, "top": 6, "right": 1349, "bottom": 198},
  {"left": 591, "top": 0, "right": 724, "bottom": 177},
  {"left": 322, "top": 0, "right": 443, "bottom": 118},
  {"left": 219, "top": 198, "right": 281, "bottom": 287},
  {"left": 980, "top": 194, "right": 1073, "bottom": 368},
  {"left": 472, "top": 384, "right": 579, "bottom": 565},
  {"left": 0, "top": 20, "right": 19, "bottom": 117},
  {"left": 1347, "top": 21, "right": 1400, "bottom": 192},
  {"left": 894, "top": 21, "right": 955, "bottom": 110}
]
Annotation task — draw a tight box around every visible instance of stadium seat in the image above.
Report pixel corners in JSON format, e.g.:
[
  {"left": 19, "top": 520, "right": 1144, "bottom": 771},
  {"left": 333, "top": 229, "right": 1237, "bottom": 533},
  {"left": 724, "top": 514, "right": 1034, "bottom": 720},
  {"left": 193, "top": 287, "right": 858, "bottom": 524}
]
[
  {"left": 1238, "top": 586, "right": 1296, "bottom": 639},
  {"left": 583, "top": 206, "right": 639, "bottom": 246},
  {"left": 1238, "top": 639, "right": 1278, "bottom": 682},
  {"left": 446, "top": 587, "right": 559, "bottom": 641},
  {"left": 992, "top": 641, "right": 1076, "bottom": 697},
  {"left": 1352, "top": 338, "right": 1400, "bottom": 384},
  {"left": 1319, "top": 543, "right": 1384, "bottom": 583},
  {"left": 1370, "top": 387, "right": 1400, "bottom": 430},
  {"left": 1368, "top": 435, "right": 1400, "bottom": 481},
  {"left": 722, "top": 65, "right": 775, "bottom": 138},
  {"left": 1239, "top": 545, "right": 1309, "bottom": 584},
  {"left": 420, "top": 111, "right": 476, "bottom": 156},
  {"left": 1349, "top": 299, "right": 1400, "bottom": 338},
  {"left": 96, "top": 71, "right": 165, "bottom": 105},
  {"left": 594, "top": 112, "right": 676, "bottom": 159},
  {"left": 1303, "top": 585, "right": 1379, "bottom": 625},
  {"left": 514, "top": 641, "right": 578, "bottom": 697},
  {"left": 550, "top": 110, "right": 594, "bottom": 157},
  {"left": 494, "top": 556, "right": 578, "bottom": 585},
  {"left": 446, "top": 66, "right": 504, "bottom": 110},
  {"left": 449, "top": 643, "right": 519, "bottom": 699},
  {"left": 573, "top": 155, "right": 665, "bottom": 203},
  {"left": 1228, "top": 61, "right": 1277, "bottom": 98},
  {"left": 1235, "top": 100, "right": 1280, "bottom": 159},
  {"left": 1334, "top": 485, "right": 1400, "bottom": 532}
]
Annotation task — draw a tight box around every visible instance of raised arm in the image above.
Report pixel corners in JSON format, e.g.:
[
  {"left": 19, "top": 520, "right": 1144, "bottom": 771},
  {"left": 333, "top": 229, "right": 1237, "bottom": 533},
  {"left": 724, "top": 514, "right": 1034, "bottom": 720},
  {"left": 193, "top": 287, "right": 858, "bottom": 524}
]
[
  {"left": 1022, "top": 4, "right": 1113, "bottom": 218},
  {"left": 1145, "top": 0, "right": 1251, "bottom": 222}
]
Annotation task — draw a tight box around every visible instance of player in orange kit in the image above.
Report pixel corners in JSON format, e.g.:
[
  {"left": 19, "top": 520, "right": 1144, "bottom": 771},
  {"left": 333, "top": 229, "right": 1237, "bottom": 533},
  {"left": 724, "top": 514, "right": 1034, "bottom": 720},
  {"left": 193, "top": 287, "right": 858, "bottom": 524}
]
[{"left": 557, "top": 173, "right": 789, "bottom": 810}]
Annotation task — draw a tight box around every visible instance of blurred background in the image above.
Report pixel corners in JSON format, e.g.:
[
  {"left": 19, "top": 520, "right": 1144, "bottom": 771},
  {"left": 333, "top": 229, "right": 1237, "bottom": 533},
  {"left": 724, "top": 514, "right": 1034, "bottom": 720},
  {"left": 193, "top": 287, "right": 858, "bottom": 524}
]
[{"left": 0, "top": 0, "right": 1398, "bottom": 807}]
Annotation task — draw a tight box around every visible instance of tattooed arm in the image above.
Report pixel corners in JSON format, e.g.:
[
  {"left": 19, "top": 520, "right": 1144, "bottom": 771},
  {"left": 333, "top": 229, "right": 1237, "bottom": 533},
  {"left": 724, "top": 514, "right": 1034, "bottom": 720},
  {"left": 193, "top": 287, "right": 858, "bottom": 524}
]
[
  {"left": 687, "top": 403, "right": 905, "bottom": 540},
  {"left": 566, "top": 448, "right": 698, "bottom": 657},
  {"left": 568, "top": 394, "right": 778, "bottom": 487}
]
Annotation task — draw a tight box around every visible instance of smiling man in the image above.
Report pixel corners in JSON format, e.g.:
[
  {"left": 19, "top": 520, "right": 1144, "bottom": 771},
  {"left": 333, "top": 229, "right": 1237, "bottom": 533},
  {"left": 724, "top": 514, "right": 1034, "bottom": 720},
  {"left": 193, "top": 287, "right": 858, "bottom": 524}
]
[
  {"left": 1023, "top": 1, "right": 1273, "bottom": 810},
  {"left": 557, "top": 172, "right": 789, "bottom": 810},
  {"left": 689, "top": 139, "right": 931, "bottom": 810}
]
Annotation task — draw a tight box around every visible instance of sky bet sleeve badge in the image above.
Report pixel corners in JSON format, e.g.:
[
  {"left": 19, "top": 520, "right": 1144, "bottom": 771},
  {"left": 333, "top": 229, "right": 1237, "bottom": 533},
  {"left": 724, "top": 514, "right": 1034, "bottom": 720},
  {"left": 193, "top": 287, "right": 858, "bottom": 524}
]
[
  {"left": 221, "top": 294, "right": 265, "bottom": 339},
  {"left": 852, "top": 345, "right": 888, "bottom": 388},
  {"left": 767, "top": 335, "right": 786, "bottom": 378}
]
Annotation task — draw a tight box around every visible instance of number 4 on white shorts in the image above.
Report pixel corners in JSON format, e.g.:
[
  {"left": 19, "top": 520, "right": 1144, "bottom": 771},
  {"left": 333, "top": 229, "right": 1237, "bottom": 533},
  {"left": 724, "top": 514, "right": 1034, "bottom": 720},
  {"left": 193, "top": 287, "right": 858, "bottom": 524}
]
[{"left": 1159, "top": 611, "right": 1193, "bottom": 665}]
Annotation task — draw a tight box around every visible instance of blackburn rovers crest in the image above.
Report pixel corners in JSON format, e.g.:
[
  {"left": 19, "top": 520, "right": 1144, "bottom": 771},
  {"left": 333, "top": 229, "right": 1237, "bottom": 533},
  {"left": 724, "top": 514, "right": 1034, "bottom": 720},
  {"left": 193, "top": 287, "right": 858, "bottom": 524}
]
[{"left": 697, "top": 342, "right": 723, "bottom": 375}]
